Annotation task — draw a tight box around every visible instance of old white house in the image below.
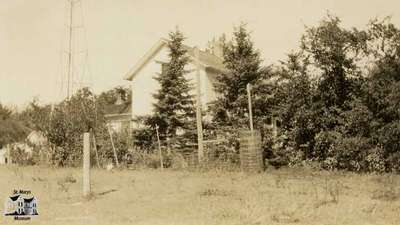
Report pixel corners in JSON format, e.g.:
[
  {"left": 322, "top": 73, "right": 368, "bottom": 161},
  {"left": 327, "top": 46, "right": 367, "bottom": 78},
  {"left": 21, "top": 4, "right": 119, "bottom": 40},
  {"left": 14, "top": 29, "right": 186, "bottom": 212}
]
[{"left": 124, "top": 38, "right": 225, "bottom": 126}]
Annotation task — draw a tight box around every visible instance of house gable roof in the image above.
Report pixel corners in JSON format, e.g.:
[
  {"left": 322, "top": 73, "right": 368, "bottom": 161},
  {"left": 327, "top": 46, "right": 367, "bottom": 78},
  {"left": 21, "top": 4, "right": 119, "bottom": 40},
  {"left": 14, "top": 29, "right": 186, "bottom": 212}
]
[
  {"left": 24, "top": 197, "right": 35, "bottom": 203},
  {"left": 10, "top": 195, "right": 20, "bottom": 201},
  {"left": 124, "top": 38, "right": 225, "bottom": 81}
]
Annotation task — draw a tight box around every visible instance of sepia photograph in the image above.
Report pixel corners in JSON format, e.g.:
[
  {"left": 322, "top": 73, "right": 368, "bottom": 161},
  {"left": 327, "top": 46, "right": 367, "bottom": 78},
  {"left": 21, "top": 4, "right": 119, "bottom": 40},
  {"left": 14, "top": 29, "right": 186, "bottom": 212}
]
[{"left": 1, "top": 0, "right": 400, "bottom": 224}]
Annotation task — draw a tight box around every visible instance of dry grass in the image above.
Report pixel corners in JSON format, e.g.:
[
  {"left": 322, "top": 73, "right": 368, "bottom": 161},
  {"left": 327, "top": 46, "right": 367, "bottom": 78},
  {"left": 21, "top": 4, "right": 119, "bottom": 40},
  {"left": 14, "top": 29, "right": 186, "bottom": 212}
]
[{"left": 0, "top": 165, "right": 399, "bottom": 225}]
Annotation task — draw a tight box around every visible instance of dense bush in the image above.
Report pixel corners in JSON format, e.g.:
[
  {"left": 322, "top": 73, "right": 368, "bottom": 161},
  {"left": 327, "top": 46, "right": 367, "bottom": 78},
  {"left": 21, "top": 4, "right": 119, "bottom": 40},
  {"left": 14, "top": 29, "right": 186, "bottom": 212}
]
[
  {"left": 263, "top": 16, "right": 400, "bottom": 173},
  {"left": 324, "top": 136, "right": 369, "bottom": 171},
  {"left": 0, "top": 103, "right": 30, "bottom": 148},
  {"left": 9, "top": 144, "right": 35, "bottom": 166},
  {"left": 96, "top": 129, "right": 131, "bottom": 167},
  {"left": 376, "top": 122, "right": 400, "bottom": 172},
  {"left": 131, "top": 126, "right": 155, "bottom": 151}
]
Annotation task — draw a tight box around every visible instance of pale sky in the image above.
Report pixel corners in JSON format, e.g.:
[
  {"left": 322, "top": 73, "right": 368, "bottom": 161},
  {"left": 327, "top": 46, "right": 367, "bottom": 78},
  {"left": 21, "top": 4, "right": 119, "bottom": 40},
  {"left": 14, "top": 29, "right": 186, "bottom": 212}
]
[{"left": 1, "top": 0, "right": 400, "bottom": 108}]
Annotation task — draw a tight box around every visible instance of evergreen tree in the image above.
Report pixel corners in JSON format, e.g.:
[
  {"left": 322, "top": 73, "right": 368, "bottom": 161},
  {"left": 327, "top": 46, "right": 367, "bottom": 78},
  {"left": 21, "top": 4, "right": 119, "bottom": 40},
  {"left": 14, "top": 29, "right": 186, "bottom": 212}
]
[
  {"left": 147, "top": 29, "right": 195, "bottom": 140},
  {"left": 212, "top": 24, "right": 264, "bottom": 127}
]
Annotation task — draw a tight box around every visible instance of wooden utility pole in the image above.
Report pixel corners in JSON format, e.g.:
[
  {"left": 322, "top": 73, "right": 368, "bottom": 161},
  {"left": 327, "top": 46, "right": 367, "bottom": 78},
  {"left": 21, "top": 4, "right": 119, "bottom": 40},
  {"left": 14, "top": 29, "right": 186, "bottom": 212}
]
[
  {"left": 155, "top": 125, "right": 164, "bottom": 170},
  {"left": 194, "top": 47, "right": 204, "bottom": 162},
  {"left": 247, "top": 83, "right": 254, "bottom": 132},
  {"left": 83, "top": 132, "right": 91, "bottom": 197},
  {"left": 107, "top": 124, "right": 120, "bottom": 168}
]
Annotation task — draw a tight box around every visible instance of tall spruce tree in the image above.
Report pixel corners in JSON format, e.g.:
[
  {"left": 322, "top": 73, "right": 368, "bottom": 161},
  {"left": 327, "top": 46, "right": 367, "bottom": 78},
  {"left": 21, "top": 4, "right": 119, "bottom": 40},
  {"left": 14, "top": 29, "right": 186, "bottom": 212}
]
[
  {"left": 211, "top": 24, "right": 264, "bottom": 127},
  {"left": 147, "top": 29, "right": 195, "bottom": 140}
]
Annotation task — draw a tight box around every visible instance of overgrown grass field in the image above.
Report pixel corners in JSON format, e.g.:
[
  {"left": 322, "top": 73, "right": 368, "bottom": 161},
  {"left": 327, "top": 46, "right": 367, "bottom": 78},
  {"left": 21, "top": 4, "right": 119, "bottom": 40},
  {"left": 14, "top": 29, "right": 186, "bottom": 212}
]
[{"left": 0, "top": 165, "right": 399, "bottom": 225}]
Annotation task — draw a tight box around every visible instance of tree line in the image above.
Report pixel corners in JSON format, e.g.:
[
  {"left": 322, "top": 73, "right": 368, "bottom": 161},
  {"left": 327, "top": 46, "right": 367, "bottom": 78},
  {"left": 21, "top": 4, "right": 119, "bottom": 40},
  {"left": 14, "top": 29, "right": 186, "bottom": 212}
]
[
  {"left": 3, "top": 14, "right": 400, "bottom": 172},
  {"left": 211, "top": 15, "right": 400, "bottom": 173}
]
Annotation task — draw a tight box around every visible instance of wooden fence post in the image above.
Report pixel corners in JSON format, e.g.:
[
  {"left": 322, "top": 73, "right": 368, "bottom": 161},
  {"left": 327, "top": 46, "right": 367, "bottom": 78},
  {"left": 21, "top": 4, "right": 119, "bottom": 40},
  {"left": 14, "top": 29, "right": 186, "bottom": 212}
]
[
  {"left": 107, "top": 124, "right": 120, "bottom": 168},
  {"left": 90, "top": 129, "right": 100, "bottom": 168},
  {"left": 155, "top": 125, "right": 164, "bottom": 171},
  {"left": 194, "top": 47, "right": 204, "bottom": 162},
  {"left": 247, "top": 83, "right": 254, "bottom": 132},
  {"left": 83, "top": 132, "right": 91, "bottom": 197}
]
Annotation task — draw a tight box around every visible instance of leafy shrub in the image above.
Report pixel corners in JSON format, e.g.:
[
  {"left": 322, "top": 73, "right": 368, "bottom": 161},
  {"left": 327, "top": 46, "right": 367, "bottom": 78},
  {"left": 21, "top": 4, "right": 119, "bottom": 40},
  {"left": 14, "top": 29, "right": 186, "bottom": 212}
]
[
  {"left": 263, "top": 128, "right": 292, "bottom": 168},
  {"left": 40, "top": 88, "right": 100, "bottom": 166},
  {"left": 216, "top": 129, "right": 240, "bottom": 164},
  {"left": 0, "top": 119, "right": 30, "bottom": 148},
  {"left": 375, "top": 122, "right": 400, "bottom": 172},
  {"left": 365, "top": 146, "right": 385, "bottom": 173},
  {"left": 98, "top": 129, "right": 131, "bottom": 167},
  {"left": 314, "top": 131, "right": 342, "bottom": 162},
  {"left": 325, "top": 137, "right": 372, "bottom": 171},
  {"left": 339, "top": 98, "right": 373, "bottom": 137},
  {"left": 385, "top": 152, "right": 400, "bottom": 173},
  {"left": 9, "top": 144, "right": 35, "bottom": 166},
  {"left": 131, "top": 120, "right": 155, "bottom": 151},
  {"left": 124, "top": 147, "right": 183, "bottom": 169},
  {"left": 202, "top": 126, "right": 240, "bottom": 165}
]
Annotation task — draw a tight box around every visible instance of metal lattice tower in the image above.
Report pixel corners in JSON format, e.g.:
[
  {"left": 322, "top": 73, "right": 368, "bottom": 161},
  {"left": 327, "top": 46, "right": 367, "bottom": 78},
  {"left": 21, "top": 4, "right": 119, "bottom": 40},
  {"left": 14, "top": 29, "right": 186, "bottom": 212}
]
[{"left": 59, "top": 0, "right": 93, "bottom": 99}]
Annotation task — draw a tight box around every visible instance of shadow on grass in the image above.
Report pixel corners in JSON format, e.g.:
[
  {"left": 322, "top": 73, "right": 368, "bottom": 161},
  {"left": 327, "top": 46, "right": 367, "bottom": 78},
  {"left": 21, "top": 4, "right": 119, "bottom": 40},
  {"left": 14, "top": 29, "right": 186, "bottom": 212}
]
[
  {"left": 97, "top": 189, "right": 118, "bottom": 196},
  {"left": 84, "top": 189, "right": 118, "bottom": 201}
]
